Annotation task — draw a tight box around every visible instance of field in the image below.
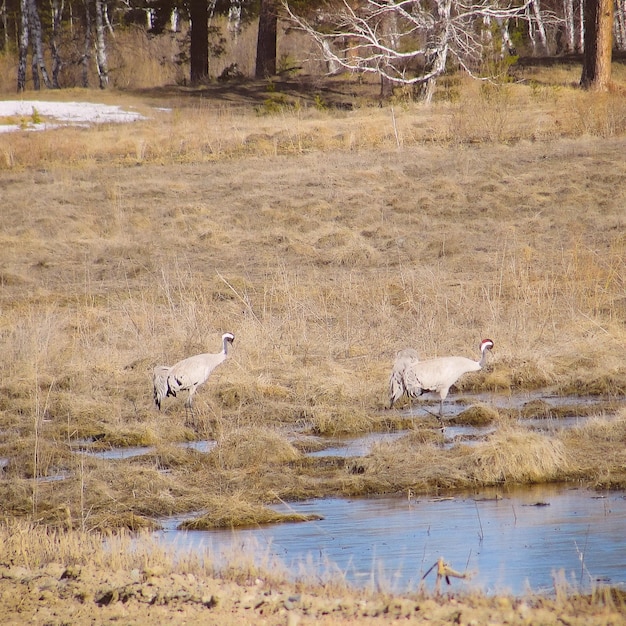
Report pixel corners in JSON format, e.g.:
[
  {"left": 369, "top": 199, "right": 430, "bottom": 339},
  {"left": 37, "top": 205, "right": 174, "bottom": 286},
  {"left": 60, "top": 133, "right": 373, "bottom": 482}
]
[{"left": 1, "top": 58, "right": 626, "bottom": 623}]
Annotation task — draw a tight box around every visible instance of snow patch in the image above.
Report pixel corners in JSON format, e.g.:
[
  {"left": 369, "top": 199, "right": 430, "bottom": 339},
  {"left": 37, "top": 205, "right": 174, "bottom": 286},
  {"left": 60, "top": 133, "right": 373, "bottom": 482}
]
[{"left": 0, "top": 100, "right": 146, "bottom": 133}]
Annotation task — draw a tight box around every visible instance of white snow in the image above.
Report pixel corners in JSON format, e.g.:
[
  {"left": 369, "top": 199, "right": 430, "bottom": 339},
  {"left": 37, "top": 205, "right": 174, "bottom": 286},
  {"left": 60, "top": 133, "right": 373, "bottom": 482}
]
[{"left": 0, "top": 100, "right": 147, "bottom": 133}]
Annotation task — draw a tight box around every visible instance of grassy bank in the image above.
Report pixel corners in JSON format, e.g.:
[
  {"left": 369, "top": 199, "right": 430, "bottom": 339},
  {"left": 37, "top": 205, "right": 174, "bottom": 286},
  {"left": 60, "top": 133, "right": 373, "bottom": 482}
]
[{"left": 0, "top": 519, "right": 625, "bottom": 625}]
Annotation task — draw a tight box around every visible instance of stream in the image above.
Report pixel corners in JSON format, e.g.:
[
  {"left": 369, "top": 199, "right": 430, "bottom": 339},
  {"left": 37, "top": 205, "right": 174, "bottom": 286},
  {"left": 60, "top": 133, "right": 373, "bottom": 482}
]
[{"left": 154, "top": 483, "right": 626, "bottom": 596}]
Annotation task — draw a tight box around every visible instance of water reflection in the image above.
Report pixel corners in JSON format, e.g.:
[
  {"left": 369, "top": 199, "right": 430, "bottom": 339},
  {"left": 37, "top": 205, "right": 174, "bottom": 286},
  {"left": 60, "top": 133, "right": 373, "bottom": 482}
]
[{"left": 154, "top": 484, "right": 626, "bottom": 596}]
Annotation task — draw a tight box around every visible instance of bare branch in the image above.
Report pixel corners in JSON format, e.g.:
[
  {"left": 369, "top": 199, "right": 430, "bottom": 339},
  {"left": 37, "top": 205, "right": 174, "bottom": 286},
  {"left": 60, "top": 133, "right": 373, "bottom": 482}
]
[{"left": 284, "top": 0, "right": 551, "bottom": 101}]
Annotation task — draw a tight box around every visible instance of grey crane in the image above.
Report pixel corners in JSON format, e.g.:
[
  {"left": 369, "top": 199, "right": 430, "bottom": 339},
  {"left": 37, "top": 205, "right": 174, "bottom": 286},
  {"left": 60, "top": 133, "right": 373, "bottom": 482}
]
[
  {"left": 153, "top": 332, "right": 235, "bottom": 413},
  {"left": 388, "top": 339, "right": 494, "bottom": 422}
]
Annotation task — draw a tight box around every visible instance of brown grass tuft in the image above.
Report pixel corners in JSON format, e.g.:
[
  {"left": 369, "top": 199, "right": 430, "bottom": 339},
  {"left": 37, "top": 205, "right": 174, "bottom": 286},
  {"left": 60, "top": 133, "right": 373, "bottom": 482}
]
[
  {"left": 209, "top": 427, "right": 301, "bottom": 470},
  {"left": 180, "top": 494, "right": 322, "bottom": 530},
  {"left": 452, "top": 404, "right": 500, "bottom": 426},
  {"left": 467, "top": 427, "right": 569, "bottom": 484}
]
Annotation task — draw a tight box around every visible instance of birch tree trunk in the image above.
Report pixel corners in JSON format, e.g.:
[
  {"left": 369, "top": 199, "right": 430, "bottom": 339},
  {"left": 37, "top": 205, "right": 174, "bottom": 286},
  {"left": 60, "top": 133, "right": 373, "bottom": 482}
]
[
  {"left": 51, "top": 0, "right": 64, "bottom": 88},
  {"left": 615, "top": 0, "right": 626, "bottom": 50},
  {"left": 95, "top": 0, "right": 109, "bottom": 88},
  {"left": 82, "top": 0, "right": 92, "bottom": 87},
  {"left": 578, "top": 0, "right": 585, "bottom": 50},
  {"left": 28, "top": 0, "right": 51, "bottom": 88},
  {"left": 380, "top": 10, "right": 400, "bottom": 97},
  {"left": 228, "top": 0, "right": 242, "bottom": 40},
  {"left": 1, "top": 0, "right": 8, "bottom": 52},
  {"left": 580, "top": 0, "right": 613, "bottom": 89},
  {"left": 418, "top": 0, "right": 451, "bottom": 103},
  {"left": 528, "top": 0, "right": 548, "bottom": 53},
  {"left": 17, "top": 0, "right": 29, "bottom": 91},
  {"left": 563, "top": 0, "right": 576, "bottom": 52}
]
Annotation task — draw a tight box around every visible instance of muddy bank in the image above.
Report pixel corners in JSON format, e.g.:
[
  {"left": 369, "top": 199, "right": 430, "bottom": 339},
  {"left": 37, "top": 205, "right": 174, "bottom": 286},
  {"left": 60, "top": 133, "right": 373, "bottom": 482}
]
[{"left": 1, "top": 562, "right": 625, "bottom": 625}]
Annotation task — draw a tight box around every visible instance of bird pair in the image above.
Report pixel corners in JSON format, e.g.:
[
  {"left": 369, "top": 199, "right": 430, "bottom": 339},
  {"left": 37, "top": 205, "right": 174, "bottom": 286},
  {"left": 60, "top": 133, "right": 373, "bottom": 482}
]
[{"left": 153, "top": 333, "right": 494, "bottom": 425}]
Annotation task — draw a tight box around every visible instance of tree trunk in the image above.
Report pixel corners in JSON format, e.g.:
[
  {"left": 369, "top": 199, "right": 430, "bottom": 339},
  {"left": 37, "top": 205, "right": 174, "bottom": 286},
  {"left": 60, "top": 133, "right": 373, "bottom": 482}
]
[
  {"left": 578, "top": 0, "right": 584, "bottom": 51},
  {"left": 418, "top": 0, "right": 451, "bottom": 103},
  {"left": 51, "top": 0, "right": 64, "bottom": 88},
  {"left": 82, "top": 0, "right": 92, "bottom": 87},
  {"left": 94, "top": 0, "right": 109, "bottom": 88},
  {"left": 528, "top": 0, "right": 548, "bottom": 54},
  {"left": 255, "top": 0, "right": 277, "bottom": 78},
  {"left": 563, "top": 0, "right": 576, "bottom": 52},
  {"left": 615, "top": 0, "right": 626, "bottom": 50},
  {"left": 380, "top": 10, "right": 399, "bottom": 98},
  {"left": 228, "top": 0, "right": 242, "bottom": 40},
  {"left": 1, "top": 0, "right": 8, "bottom": 52},
  {"left": 17, "top": 0, "right": 29, "bottom": 91},
  {"left": 580, "top": 0, "right": 613, "bottom": 89},
  {"left": 28, "top": 0, "right": 52, "bottom": 88},
  {"left": 189, "top": 0, "right": 209, "bottom": 83}
]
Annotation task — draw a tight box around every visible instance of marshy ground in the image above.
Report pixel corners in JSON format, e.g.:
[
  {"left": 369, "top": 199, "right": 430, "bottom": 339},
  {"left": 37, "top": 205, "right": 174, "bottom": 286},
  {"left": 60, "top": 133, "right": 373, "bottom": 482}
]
[{"left": 1, "top": 61, "right": 626, "bottom": 623}]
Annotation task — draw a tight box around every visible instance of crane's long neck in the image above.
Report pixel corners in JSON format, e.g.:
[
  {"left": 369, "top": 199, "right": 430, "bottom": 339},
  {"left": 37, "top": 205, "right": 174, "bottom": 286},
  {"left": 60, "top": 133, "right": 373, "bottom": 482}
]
[
  {"left": 478, "top": 346, "right": 489, "bottom": 368},
  {"left": 223, "top": 337, "right": 232, "bottom": 356}
]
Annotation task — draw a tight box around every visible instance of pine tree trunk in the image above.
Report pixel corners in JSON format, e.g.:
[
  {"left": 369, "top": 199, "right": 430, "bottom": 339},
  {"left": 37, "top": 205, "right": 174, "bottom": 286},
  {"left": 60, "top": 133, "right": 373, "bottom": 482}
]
[
  {"left": 255, "top": 0, "right": 277, "bottom": 78},
  {"left": 17, "top": 0, "right": 29, "bottom": 91},
  {"left": 189, "top": 0, "right": 208, "bottom": 83},
  {"left": 580, "top": 0, "right": 613, "bottom": 89},
  {"left": 95, "top": 0, "right": 109, "bottom": 88}
]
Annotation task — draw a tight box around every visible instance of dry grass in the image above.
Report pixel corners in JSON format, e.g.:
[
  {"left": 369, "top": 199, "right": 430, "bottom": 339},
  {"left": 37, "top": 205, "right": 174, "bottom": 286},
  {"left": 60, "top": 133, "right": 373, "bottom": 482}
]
[
  {"left": 179, "top": 493, "right": 322, "bottom": 529},
  {"left": 0, "top": 49, "right": 625, "bottom": 536},
  {"left": 467, "top": 426, "right": 568, "bottom": 483}
]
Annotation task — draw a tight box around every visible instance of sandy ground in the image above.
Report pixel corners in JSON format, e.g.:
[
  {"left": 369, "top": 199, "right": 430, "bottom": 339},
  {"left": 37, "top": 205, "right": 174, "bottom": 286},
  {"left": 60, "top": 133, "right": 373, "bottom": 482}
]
[{"left": 1, "top": 563, "right": 625, "bottom": 625}]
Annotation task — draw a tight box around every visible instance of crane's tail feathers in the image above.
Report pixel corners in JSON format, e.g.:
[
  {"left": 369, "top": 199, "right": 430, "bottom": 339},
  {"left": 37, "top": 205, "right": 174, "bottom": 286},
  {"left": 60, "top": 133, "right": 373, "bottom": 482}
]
[
  {"left": 389, "top": 371, "right": 405, "bottom": 408},
  {"left": 389, "top": 349, "right": 422, "bottom": 408},
  {"left": 153, "top": 365, "right": 170, "bottom": 410}
]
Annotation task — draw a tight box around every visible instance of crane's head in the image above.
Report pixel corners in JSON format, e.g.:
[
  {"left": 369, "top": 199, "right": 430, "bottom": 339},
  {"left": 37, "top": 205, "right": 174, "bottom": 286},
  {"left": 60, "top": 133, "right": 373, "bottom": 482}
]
[
  {"left": 223, "top": 332, "right": 235, "bottom": 344},
  {"left": 480, "top": 339, "right": 494, "bottom": 352}
]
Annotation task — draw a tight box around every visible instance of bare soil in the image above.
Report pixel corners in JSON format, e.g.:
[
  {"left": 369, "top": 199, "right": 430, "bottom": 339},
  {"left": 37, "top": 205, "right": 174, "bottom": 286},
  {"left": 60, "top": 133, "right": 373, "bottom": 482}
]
[{"left": 2, "top": 562, "right": 625, "bottom": 625}]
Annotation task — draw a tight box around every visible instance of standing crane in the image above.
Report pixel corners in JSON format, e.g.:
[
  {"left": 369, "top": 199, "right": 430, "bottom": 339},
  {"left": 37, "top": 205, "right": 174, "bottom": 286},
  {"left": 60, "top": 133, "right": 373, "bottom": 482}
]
[
  {"left": 153, "top": 332, "right": 235, "bottom": 414},
  {"left": 388, "top": 339, "right": 494, "bottom": 423}
]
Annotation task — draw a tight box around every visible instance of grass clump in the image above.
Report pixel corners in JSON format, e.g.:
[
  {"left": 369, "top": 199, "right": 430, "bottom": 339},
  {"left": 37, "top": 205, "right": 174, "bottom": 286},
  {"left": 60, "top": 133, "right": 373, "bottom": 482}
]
[
  {"left": 467, "top": 427, "right": 569, "bottom": 484},
  {"left": 209, "top": 427, "right": 301, "bottom": 470},
  {"left": 179, "top": 494, "right": 322, "bottom": 530}
]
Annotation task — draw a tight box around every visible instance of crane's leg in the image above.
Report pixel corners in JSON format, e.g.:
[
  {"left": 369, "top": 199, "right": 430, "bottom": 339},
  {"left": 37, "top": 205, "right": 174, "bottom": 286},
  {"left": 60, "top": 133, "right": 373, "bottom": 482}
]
[
  {"left": 184, "top": 388, "right": 197, "bottom": 428},
  {"left": 438, "top": 399, "right": 446, "bottom": 433}
]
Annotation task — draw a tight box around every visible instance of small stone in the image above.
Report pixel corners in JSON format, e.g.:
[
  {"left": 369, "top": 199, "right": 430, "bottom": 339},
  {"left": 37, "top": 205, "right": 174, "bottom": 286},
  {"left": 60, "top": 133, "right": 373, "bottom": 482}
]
[{"left": 202, "top": 594, "right": 218, "bottom": 608}]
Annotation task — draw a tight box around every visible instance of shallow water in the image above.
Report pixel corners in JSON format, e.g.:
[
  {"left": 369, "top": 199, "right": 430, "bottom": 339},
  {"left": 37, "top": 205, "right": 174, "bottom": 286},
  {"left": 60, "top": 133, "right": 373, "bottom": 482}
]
[
  {"left": 75, "top": 392, "right": 622, "bottom": 461},
  {"left": 155, "top": 483, "right": 626, "bottom": 596},
  {"left": 401, "top": 391, "right": 620, "bottom": 419}
]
